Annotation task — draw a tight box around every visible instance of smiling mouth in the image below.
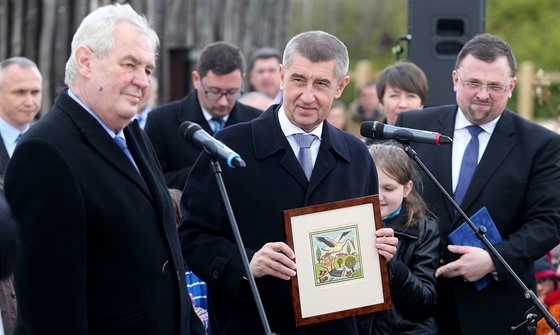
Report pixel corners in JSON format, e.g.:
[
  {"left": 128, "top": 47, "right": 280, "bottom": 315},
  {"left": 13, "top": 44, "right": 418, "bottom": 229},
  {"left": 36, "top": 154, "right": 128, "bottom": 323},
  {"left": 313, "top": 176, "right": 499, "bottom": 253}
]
[{"left": 297, "top": 105, "right": 317, "bottom": 112}]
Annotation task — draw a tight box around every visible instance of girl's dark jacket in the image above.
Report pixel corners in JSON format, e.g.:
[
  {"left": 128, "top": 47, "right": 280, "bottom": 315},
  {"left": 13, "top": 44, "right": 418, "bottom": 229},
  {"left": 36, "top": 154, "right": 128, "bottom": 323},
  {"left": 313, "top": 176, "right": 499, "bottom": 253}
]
[{"left": 357, "top": 204, "right": 441, "bottom": 334}]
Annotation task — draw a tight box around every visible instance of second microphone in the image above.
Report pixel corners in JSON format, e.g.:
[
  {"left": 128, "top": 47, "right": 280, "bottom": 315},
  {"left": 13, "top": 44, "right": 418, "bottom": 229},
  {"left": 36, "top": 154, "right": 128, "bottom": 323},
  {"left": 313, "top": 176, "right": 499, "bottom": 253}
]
[
  {"left": 178, "top": 121, "right": 246, "bottom": 168},
  {"left": 360, "top": 121, "right": 452, "bottom": 145}
]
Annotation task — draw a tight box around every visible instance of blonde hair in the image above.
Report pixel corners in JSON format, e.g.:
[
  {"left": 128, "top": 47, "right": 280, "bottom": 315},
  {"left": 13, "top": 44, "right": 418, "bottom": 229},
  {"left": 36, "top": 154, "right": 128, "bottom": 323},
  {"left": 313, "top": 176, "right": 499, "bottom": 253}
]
[{"left": 369, "top": 143, "right": 432, "bottom": 226}]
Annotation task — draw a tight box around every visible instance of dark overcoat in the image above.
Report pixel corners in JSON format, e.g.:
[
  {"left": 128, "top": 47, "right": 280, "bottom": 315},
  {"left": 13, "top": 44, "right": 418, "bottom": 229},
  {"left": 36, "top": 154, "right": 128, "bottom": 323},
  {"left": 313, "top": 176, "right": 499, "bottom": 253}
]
[
  {"left": 4, "top": 90, "right": 204, "bottom": 335},
  {"left": 180, "top": 106, "right": 378, "bottom": 335}
]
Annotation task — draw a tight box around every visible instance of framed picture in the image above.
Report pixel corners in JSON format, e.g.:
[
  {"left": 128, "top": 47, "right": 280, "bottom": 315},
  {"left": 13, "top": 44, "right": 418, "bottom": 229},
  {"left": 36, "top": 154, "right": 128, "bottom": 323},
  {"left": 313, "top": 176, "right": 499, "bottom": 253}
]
[{"left": 283, "top": 195, "right": 391, "bottom": 326}]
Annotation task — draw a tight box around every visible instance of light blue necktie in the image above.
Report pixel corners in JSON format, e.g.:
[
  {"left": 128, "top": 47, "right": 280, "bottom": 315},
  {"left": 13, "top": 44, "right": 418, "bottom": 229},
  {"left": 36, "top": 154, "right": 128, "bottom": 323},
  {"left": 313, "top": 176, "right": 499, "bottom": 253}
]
[
  {"left": 293, "top": 133, "right": 317, "bottom": 180},
  {"left": 114, "top": 136, "right": 139, "bottom": 172},
  {"left": 210, "top": 118, "right": 223, "bottom": 134},
  {"left": 454, "top": 125, "right": 483, "bottom": 206}
]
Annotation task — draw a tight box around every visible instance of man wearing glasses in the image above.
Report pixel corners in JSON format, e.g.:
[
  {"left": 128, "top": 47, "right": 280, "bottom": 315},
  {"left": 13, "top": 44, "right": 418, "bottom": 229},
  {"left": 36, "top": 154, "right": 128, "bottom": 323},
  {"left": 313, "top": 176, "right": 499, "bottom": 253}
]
[
  {"left": 146, "top": 42, "right": 262, "bottom": 189},
  {"left": 396, "top": 33, "right": 560, "bottom": 334}
]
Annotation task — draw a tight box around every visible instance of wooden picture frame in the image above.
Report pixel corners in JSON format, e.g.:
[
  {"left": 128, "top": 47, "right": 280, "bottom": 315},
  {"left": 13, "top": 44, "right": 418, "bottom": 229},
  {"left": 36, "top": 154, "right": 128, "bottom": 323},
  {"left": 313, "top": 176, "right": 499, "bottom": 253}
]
[{"left": 283, "top": 195, "right": 391, "bottom": 326}]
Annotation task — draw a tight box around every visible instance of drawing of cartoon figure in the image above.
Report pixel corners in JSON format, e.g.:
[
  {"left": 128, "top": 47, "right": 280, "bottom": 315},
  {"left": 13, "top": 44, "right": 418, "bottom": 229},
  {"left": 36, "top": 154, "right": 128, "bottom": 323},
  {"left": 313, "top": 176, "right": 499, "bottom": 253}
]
[{"left": 312, "top": 226, "right": 363, "bottom": 285}]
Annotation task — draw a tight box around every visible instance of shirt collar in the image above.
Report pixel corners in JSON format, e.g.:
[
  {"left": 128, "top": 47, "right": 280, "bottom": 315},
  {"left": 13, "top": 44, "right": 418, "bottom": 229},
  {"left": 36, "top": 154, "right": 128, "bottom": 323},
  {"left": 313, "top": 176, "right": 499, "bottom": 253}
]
[
  {"left": 0, "top": 117, "right": 28, "bottom": 145},
  {"left": 455, "top": 107, "right": 501, "bottom": 135},
  {"left": 201, "top": 105, "right": 231, "bottom": 124},
  {"left": 68, "top": 88, "right": 121, "bottom": 138},
  {"left": 278, "top": 105, "right": 323, "bottom": 139}
]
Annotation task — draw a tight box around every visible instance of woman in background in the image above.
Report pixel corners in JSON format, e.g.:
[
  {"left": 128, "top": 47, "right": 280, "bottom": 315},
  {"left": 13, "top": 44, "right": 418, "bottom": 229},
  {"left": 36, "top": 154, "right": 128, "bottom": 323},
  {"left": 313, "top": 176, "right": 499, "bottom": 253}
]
[{"left": 376, "top": 60, "right": 428, "bottom": 126}]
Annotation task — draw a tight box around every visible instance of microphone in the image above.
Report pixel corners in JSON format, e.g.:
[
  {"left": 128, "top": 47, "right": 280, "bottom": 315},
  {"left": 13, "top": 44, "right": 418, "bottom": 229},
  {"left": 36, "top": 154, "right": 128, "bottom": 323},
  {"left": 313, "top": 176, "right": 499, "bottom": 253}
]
[
  {"left": 360, "top": 121, "right": 452, "bottom": 145},
  {"left": 178, "top": 121, "right": 246, "bottom": 168}
]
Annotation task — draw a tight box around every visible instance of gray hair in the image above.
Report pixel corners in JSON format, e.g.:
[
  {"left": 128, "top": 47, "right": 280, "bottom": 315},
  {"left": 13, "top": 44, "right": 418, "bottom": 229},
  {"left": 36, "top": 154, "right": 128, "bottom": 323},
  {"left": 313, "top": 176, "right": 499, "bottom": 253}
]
[
  {"left": 64, "top": 3, "right": 159, "bottom": 85},
  {"left": 0, "top": 57, "right": 41, "bottom": 86},
  {"left": 282, "top": 31, "right": 349, "bottom": 82}
]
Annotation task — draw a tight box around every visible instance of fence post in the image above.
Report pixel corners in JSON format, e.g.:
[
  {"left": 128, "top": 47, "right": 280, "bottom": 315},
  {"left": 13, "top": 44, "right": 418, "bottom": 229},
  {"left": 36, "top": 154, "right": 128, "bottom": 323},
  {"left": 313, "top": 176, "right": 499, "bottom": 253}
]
[
  {"left": 517, "top": 61, "right": 534, "bottom": 121},
  {"left": 354, "top": 60, "right": 372, "bottom": 89}
]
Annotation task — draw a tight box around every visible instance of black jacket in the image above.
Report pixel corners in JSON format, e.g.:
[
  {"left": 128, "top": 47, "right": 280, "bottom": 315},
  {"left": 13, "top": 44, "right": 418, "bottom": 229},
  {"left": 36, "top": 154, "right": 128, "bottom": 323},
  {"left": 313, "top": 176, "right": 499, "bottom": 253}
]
[
  {"left": 0, "top": 192, "right": 17, "bottom": 279},
  {"left": 180, "top": 107, "right": 378, "bottom": 335},
  {"left": 357, "top": 205, "right": 440, "bottom": 334},
  {"left": 5, "top": 91, "right": 205, "bottom": 334},
  {"left": 145, "top": 90, "right": 262, "bottom": 189}
]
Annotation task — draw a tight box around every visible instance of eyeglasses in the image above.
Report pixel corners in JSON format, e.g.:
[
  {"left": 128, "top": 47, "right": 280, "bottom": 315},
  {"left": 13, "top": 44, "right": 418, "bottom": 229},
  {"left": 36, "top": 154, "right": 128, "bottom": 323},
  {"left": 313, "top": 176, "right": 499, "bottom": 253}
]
[
  {"left": 199, "top": 79, "right": 244, "bottom": 102},
  {"left": 455, "top": 69, "right": 510, "bottom": 96}
]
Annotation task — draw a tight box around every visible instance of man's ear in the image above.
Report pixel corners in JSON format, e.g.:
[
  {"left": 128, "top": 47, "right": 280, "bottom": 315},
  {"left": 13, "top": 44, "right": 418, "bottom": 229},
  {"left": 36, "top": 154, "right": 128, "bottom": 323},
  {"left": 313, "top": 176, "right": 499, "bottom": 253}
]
[
  {"left": 279, "top": 64, "right": 285, "bottom": 90},
  {"left": 75, "top": 46, "right": 94, "bottom": 79},
  {"left": 192, "top": 71, "right": 200, "bottom": 90},
  {"left": 335, "top": 75, "right": 350, "bottom": 99}
]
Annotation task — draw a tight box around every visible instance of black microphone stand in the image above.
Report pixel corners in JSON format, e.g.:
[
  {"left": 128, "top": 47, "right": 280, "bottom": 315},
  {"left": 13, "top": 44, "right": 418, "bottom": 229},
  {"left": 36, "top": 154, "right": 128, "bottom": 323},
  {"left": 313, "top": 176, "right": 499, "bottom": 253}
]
[
  {"left": 209, "top": 159, "right": 277, "bottom": 335},
  {"left": 397, "top": 142, "right": 559, "bottom": 334}
]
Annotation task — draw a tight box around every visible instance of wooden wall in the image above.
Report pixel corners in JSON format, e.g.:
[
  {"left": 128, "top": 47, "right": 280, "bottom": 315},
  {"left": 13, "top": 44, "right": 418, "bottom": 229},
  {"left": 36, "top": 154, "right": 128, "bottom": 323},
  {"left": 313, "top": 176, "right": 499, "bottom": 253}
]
[{"left": 0, "top": 0, "right": 291, "bottom": 115}]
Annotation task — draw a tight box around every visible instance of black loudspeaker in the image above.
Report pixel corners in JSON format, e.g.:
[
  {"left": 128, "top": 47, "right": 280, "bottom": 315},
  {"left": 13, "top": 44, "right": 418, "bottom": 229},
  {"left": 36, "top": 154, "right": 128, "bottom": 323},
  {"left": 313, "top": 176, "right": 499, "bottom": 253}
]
[{"left": 407, "top": 0, "right": 486, "bottom": 107}]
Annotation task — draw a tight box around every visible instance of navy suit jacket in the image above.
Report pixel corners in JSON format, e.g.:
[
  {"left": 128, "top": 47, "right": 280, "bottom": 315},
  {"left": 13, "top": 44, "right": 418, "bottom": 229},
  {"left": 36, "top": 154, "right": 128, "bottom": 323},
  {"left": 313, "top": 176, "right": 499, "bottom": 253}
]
[
  {"left": 145, "top": 90, "right": 262, "bottom": 189},
  {"left": 180, "top": 106, "right": 378, "bottom": 335},
  {"left": 4, "top": 90, "right": 204, "bottom": 335},
  {"left": 397, "top": 105, "right": 560, "bottom": 334}
]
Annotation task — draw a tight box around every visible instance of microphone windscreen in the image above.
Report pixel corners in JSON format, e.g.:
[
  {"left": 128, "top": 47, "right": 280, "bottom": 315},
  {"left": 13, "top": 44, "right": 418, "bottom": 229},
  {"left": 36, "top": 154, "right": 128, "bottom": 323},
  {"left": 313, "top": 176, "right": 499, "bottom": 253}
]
[
  {"left": 360, "top": 121, "right": 384, "bottom": 139},
  {"left": 178, "top": 121, "right": 201, "bottom": 142}
]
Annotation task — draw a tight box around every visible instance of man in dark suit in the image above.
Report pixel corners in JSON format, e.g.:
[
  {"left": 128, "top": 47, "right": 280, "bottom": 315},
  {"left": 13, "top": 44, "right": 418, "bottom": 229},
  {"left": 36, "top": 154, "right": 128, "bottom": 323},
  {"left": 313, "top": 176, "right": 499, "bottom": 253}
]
[
  {"left": 0, "top": 56, "right": 42, "bottom": 335},
  {"left": 145, "top": 41, "right": 262, "bottom": 190},
  {"left": 180, "top": 31, "right": 398, "bottom": 335},
  {"left": 3, "top": 4, "right": 204, "bottom": 334},
  {"left": 0, "top": 181, "right": 18, "bottom": 335},
  {"left": 396, "top": 33, "right": 560, "bottom": 334},
  {"left": 0, "top": 57, "right": 42, "bottom": 177}
]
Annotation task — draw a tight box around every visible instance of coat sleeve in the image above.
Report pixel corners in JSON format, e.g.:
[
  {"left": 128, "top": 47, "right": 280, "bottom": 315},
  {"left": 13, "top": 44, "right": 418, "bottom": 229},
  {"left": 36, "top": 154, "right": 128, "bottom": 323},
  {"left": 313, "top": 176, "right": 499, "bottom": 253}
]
[
  {"left": 4, "top": 139, "right": 89, "bottom": 333},
  {"left": 390, "top": 219, "right": 440, "bottom": 321},
  {"left": 493, "top": 133, "right": 560, "bottom": 278}
]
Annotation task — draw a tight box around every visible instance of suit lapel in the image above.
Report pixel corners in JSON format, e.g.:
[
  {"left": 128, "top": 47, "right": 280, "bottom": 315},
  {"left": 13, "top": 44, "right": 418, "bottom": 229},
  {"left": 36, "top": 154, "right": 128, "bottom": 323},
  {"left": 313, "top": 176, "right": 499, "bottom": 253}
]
[
  {"left": 307, "top": 123, "right": 349, "bottom": 195},
  {"left": 58, "top": 92, "right": 151, "bottom": 197},
  {"left": 177, "top": 91, "right": 213, "bottom": 134},
  {"left": 123, "top": 123, "right": 156, "bottom": 199},
  {"left": 456, "top": 110, "right": 516, "bottom": 217},
  {"left": 433, "top": 107, "right": 457, "bottom": 223},
  {"left": 83, "top": 125, "right": 151, "bottom": 198},
  {"left": 253, "top": 107, "right": 309, "bottom": 188}
]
